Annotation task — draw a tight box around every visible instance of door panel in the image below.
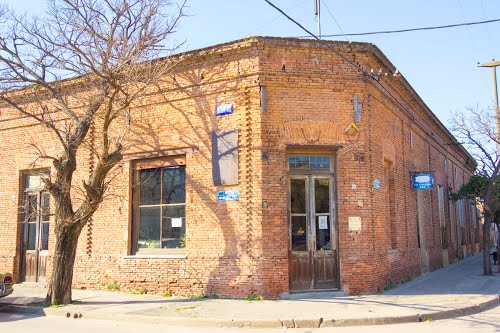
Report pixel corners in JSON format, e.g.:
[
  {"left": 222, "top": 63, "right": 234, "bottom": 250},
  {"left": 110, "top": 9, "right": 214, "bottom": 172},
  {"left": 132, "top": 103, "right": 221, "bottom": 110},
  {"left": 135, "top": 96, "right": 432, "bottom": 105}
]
[
  {"left": 25, "top": 251, "right": 37, "bottom": 282},
  {"left": 289, "top": 253, "right": 313, "bottom": 290},
  {"left": 312, "top": 177, "right": 337, "bottom": 289},
  {"left": 289, "top": 175, "right": 338, "bottom": 291},
  {"left": 416, "top": 191, "right": 429, "bottom": 274},
  {"left": 314, "top": 251, "right": 336, "bottom": 289},
  {"left": 289, "top": 178, "right": 311, "bottom": 290},
  {"left": 37, "top": 252, "right": 47, "bottom": 283}
]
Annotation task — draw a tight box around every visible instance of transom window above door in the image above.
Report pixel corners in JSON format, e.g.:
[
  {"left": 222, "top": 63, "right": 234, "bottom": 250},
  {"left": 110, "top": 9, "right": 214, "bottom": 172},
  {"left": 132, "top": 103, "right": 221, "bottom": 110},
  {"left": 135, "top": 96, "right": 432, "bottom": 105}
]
[{"left": 288, "top": 155, "right": 331, "bottom": 170}]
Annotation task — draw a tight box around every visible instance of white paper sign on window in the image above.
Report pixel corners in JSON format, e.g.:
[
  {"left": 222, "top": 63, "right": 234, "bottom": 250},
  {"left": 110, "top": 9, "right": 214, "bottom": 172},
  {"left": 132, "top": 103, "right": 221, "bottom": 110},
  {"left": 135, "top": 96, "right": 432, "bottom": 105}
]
[
  {"left": 318, "top": 216, "right": 328, "bottom": 229},
  {"left": 171, "top": 218, "right": 183, "bottom": 228}
]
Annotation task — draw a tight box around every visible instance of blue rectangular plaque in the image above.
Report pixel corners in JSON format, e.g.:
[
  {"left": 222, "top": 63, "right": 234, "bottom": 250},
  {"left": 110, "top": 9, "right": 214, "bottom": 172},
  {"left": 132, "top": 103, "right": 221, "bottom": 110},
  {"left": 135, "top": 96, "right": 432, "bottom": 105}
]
[
  {"left": 217, "top": 190, "right": 239, "bottom": 201},
  {"left": 215, "top": 104, "right": 234, "bottom": 116},
  {"left": 411, "top": 174, "right": 434, "bottom": 190}
]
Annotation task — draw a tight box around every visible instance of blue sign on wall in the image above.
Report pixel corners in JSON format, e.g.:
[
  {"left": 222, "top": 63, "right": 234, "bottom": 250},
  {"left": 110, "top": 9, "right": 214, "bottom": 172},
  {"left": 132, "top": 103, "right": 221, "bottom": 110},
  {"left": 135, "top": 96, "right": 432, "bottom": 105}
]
[
  {"left": 217, "top": 190, "right": 239, "bottom": 202},
  {"left": 215, "top": 104, "right": 234, "bottom": 116},
  {"left": 411, "top": 174, "right": 434, "bottom": 190}
]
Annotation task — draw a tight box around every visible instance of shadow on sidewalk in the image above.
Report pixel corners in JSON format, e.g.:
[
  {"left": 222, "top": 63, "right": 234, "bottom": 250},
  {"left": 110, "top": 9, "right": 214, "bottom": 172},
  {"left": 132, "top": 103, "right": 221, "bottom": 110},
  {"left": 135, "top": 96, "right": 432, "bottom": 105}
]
[
  {"left": 451, "top": 313, "right": 500, "bottom": 330},
  {"left": 0, "top": 292, "right": 228, "bottom": 308},
  {"left": 0, "top": 305, "right": 46, "bottom": 323}
]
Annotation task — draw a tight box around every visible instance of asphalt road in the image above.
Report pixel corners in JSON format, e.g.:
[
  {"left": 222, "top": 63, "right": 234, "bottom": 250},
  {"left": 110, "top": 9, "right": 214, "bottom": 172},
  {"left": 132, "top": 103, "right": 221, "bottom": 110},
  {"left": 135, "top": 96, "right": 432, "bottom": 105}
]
[{"left": 1, "top": 305, "right": 499, "bottom": 333}]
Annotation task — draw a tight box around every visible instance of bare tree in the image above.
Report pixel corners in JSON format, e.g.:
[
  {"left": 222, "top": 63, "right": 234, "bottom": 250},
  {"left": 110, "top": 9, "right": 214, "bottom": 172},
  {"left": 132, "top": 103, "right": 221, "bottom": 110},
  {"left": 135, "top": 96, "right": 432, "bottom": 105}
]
[
  {"left": 449, "top": 106, "right": 500, "bottom": 275},
  {"left": 0, "top": 0, "right": 185, "bottom": 305}
]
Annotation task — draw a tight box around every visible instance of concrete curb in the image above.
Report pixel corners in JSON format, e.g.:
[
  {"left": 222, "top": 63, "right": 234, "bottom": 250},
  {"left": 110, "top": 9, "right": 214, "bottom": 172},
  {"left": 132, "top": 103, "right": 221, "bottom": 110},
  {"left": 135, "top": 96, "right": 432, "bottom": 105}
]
[{"left": 1, "top": 295, "right": 499, "bottom": 328}]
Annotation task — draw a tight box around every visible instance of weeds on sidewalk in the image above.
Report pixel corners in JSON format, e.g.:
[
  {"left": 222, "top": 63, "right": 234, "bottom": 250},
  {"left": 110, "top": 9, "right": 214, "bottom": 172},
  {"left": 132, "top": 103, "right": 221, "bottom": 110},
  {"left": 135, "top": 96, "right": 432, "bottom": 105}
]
[
  {"left": 245, "top": 295, "right": 263, "bottom": 301},
  {"left": 105, "top": 281, "right": 120, "bottom": 291},
  {"left": 33, "top": 300, "right": 83, "bottom": 307},
  {"left": 382, "top": 276, "right": 413, "bottom": 292},
  {"left": 29, "top": 301, "right": 63, "bottom": 308},
  {"left": 402, "top": 276, "right": 412, "bottom": 283},
  {"left": 131, "top": 288, "right": 145, "bottom": 295},
  {"left": 175, "top": 305, "right": 197, "bottom": 311},
  {"left": 383, "top": 282, "right": 397, "bottom": 291}
]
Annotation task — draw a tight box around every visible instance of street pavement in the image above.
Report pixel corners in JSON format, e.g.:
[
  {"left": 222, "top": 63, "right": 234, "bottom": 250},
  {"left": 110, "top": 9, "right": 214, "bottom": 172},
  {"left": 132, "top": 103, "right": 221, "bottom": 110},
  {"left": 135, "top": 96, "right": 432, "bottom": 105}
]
[{"left": 0, "top": 252, "right": 499, "bottom": 329}]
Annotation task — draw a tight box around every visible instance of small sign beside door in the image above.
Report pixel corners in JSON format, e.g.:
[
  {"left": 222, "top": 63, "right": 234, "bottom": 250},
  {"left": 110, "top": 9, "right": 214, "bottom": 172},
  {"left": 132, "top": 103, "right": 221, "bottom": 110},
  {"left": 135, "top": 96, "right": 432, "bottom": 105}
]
[
  {"left": 215, "top": 104, "right": 234, "bottom": 116},
  {"left": 348, "top": 216, "right": 362, "bottom": 231},
  {"left": 411, "top": 174, "right": 434, "bottom": 190}
]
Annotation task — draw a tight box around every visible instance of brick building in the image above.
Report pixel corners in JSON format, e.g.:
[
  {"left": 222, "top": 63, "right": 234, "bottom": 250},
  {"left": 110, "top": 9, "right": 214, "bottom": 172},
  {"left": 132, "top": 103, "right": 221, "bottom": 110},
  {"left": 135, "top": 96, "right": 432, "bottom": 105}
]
[{"left": 0, "top": 37, "right": 480, "bottom": 298}]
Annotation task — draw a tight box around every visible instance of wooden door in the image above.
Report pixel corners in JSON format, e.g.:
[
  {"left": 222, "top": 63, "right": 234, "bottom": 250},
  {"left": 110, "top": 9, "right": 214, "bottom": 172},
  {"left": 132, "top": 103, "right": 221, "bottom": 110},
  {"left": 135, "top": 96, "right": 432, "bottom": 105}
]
[
  {"left": 289, "top": 175, "right": 338, "bottom": 291},
  {"left": 22, "top": 191, "right": 49, "bottom": 283},
  {"left": 416, "top": 191, "right": 429, "bottom": 274}
]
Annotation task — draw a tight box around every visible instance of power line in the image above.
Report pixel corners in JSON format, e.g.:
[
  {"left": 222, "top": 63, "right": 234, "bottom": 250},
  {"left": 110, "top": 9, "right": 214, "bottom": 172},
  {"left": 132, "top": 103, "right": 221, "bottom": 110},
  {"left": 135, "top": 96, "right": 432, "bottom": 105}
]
[
  {"left": 262, "top": 0, "right": 398, "bottom": 112},
  {"left": 320, "top": 0, "right": 349, "bottom": 43},
  {"left": 296, "top": 18, "right": 500, "bottom": 38},
  {"left": 244, "top": 0, "right": 308, "bottom": 38},
  {"left": 262, "top": 0, "right": 366, "bottom": 76}
]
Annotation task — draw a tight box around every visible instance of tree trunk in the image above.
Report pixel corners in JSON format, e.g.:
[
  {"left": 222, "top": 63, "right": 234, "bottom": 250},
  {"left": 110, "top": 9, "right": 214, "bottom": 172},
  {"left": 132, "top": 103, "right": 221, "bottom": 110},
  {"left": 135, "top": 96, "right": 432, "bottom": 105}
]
[
  {"left": 483, "top": 211, "right": 493, "bottom": 276},
  {"left": 496, "top": 223, "right": 500, "bottom": 273},
  {"left": 45, "top": 222, "right": 84, "bottom": 305}
]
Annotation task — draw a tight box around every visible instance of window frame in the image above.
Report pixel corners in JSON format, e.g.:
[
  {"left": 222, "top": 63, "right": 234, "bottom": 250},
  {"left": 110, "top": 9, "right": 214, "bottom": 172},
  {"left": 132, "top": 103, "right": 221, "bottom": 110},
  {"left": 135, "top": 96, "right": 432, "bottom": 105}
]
[
  {"left": 471, "top": 201, "right": 479, "bottom": 243},
  {"left": 384, "top": 159, "right": 397, "bottom": 249},
  {"left": 457, "top": 198, "right": 465, "bottom": 245},
  {"left": 287, "top": 154, "right": 333, "bottom": 174},
  {"left": 131, "top": 156, "right": 187, "bottom": 255},
  {"left": 448, "top": 187, "right": 456, "bottom": 246},
  {"left": 437, "top": 185, "right": 447, "bottom": 249}
]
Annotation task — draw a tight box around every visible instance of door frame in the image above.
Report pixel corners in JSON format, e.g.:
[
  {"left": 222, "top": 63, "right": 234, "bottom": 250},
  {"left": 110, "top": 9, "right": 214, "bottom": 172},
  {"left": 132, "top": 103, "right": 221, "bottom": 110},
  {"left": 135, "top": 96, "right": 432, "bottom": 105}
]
[
  {"left": 287, "top": 152, "right": 339, "bottom": 291},
  {"left": 19, "top": 171, "right": 49, "bottom": 283}
]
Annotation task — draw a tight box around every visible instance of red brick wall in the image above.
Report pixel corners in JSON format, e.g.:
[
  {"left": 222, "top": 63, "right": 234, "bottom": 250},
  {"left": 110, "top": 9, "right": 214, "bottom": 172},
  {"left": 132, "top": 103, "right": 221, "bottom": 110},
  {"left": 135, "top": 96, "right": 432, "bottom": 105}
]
[
  {"left": 258, "top": 38, "right": 476, "bottom": 294},
  {"left": 0, "top": 37, "right": 477, "bottom": 298}
]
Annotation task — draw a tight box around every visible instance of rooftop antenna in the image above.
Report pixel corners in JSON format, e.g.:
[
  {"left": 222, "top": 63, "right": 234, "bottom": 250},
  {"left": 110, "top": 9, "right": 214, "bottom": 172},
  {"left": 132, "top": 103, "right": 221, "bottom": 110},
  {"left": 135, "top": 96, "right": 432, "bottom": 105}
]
[{"left": 314, "top": 0, "right": 321, "bottom": 39}]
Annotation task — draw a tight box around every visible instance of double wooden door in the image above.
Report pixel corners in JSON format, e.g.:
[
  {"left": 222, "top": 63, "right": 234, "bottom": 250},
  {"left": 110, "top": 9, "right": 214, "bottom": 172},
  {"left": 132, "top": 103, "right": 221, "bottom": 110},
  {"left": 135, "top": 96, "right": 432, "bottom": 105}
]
[
  {"left": 289, "top": 175, "right": 339, "bottom": 291},
  {"left": 21, "top": 191, "right": 50, "bottom": 283}
]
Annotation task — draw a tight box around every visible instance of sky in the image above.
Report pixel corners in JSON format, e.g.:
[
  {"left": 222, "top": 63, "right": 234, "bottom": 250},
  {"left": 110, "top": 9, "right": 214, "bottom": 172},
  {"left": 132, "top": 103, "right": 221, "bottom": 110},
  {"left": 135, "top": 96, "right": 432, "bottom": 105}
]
[{"left": 3, "top": 0, "right": 500, "bottom": 126}]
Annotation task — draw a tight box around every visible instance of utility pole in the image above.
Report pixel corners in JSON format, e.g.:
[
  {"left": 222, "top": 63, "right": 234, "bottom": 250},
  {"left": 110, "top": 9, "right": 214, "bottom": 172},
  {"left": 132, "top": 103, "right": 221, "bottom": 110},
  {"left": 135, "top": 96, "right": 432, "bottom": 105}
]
[
  {"left": 478, "top": 60, "right": 500, "bottom": 152},
  {"left": 314, "top": 0, "right": 321, "bottom": 39},
  {"left": 478, "top": 60, "right": 500, "bottom": 273}
]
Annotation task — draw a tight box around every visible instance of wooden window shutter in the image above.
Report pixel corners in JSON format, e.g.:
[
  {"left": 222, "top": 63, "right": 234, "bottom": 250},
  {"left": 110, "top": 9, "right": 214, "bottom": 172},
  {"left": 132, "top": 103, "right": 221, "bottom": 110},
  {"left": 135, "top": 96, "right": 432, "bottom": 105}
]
[{"left": 212, "top": 130, "right": 238, "bottom": 186}]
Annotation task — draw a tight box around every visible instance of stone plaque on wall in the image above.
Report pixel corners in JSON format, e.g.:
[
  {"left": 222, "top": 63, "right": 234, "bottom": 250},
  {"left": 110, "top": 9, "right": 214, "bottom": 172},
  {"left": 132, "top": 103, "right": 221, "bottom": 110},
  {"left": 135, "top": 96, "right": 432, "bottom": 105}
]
[{"left": 348, "top": 216, "right": 362, "bottom": 231}]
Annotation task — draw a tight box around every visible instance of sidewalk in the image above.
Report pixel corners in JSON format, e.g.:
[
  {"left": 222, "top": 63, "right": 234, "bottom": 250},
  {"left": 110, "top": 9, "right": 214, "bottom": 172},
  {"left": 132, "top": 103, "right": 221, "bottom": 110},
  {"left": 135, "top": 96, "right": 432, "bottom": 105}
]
[{"left": 1, "top": 253, "right": 499, "bottom": 328}]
